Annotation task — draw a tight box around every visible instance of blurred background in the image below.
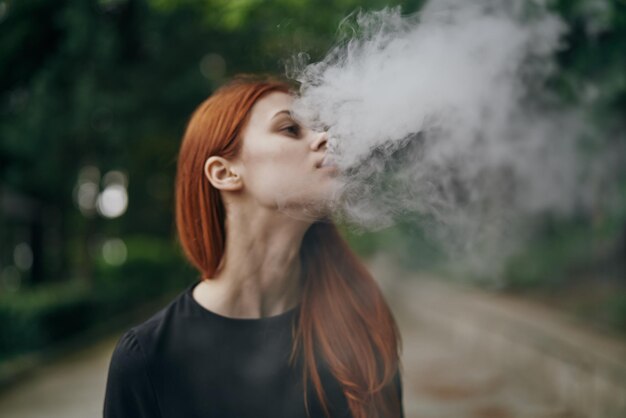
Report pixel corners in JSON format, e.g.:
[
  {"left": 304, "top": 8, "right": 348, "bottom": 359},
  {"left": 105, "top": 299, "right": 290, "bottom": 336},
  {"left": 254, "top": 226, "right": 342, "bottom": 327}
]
[{"left": 0, "top": 0, "right": 625, "bottom": 417}]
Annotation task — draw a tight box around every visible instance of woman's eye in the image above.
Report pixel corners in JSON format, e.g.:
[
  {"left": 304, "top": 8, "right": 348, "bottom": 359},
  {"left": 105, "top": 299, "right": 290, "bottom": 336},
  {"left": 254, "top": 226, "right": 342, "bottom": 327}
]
[{"left": 282, "top": 125, "right": 301, "bottom": 137}]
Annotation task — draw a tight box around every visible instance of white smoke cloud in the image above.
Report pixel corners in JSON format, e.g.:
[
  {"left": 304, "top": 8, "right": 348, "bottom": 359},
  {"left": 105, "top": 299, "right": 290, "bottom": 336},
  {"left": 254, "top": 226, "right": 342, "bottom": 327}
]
[{"left": 286, "top": 0, "right": 622, "bottom": 279}]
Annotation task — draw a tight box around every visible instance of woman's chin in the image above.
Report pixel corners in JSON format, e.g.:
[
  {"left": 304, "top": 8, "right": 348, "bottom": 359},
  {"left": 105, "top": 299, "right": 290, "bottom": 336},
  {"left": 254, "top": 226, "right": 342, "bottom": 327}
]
[
  {"left": 275, "top": 194, "right": 340, "bottom": 223},
  {"left": 273, "top": 176, "right": 344, "bottom": 221}
]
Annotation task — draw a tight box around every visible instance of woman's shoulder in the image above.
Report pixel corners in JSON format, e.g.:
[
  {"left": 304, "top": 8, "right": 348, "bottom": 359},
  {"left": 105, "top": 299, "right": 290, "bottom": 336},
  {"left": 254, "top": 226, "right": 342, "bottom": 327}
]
[
  {"left": 110, "top": 316, "right": 163, "bottom": 371},
  {"left": 112, "top": 284, "right": 193, "bottom": 359},
  {"left": 109, "top": 328, "right": 145, "bottom": 372},
  {"left": 105, "top": 327, "right": 162, "bottom": 417}
]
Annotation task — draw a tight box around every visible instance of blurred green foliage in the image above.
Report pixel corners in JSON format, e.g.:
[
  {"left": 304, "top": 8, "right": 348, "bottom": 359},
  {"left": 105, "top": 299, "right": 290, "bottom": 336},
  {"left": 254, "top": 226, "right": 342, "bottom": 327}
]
[
  {"left": 0, "top": 234, "right": 190, "bottom": 361},
  {"left": 0, "top": 280, "right": 91, "bottom": 360}
]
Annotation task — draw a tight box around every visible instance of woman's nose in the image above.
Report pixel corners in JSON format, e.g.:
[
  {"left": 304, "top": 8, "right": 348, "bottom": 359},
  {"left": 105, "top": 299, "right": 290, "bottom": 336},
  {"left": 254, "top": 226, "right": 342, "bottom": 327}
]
[{"left": 311, "top": 130, "right": 328, "bottom": 151}]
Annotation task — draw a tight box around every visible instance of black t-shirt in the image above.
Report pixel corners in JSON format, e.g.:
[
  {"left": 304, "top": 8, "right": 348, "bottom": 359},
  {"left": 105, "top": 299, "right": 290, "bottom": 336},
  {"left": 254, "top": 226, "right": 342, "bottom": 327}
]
[{"left": 103, "top": 280, "right": 404, "bottom": 418}]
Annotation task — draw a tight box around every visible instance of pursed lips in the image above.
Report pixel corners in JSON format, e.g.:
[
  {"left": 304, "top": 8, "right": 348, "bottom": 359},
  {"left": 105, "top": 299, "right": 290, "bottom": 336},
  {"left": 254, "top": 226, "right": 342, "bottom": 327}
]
[{"left": 316, "top": 155, "right": 335, "bottom": 169}]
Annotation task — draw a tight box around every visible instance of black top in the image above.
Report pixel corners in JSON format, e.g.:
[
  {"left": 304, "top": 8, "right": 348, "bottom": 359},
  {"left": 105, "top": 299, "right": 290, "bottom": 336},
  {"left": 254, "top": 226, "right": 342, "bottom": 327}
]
[{"left": 103, "top": 281, "right": 404, "bottom": 418}]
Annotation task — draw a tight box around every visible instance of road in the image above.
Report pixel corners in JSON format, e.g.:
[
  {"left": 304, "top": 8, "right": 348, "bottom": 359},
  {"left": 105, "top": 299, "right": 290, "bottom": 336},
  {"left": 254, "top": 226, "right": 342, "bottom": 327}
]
[{"left": 0, "top": 334, "right": 119, "bottom": 418}]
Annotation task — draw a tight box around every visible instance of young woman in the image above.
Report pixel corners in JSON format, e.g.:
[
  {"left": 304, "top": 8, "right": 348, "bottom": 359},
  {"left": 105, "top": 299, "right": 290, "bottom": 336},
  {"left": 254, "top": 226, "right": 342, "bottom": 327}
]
[{"left": 103, "top": 76, "right": 404, "bottom": 418}]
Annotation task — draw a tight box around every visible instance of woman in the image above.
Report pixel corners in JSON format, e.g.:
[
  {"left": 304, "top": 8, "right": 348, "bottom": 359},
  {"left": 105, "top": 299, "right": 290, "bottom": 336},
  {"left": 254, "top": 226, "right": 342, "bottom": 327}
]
[{"left": 103, "top": 75, "right": 404, "bottom": 418}]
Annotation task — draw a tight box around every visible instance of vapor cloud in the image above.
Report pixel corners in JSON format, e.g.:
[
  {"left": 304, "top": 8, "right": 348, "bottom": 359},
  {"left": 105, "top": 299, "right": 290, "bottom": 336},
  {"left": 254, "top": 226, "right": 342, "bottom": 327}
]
[{"left": 287, "top": 0, "right": 621, "bottom": 278}]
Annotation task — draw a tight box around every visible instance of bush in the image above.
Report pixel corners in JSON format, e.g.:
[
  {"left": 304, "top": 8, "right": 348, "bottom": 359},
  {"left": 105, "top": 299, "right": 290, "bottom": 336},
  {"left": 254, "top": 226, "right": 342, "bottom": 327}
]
[
  {"left": 0, "top": 281, "right": 92, "bottom": 361},
  {"left": 0, "top": 235, "right": 195, "bottom": 362}
]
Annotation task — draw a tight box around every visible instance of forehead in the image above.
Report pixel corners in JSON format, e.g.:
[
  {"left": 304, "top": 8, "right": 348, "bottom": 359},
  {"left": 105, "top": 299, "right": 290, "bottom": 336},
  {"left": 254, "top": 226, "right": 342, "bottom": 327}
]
[{"left": 247, "top": 91, "right": 294, "bottom": 125}]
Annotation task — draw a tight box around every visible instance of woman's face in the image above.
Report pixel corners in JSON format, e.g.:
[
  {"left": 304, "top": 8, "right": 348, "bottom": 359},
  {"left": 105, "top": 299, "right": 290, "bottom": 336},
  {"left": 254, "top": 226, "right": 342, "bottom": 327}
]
[{"left": 233, "top": 91, "right": 341, "bottom": 219}]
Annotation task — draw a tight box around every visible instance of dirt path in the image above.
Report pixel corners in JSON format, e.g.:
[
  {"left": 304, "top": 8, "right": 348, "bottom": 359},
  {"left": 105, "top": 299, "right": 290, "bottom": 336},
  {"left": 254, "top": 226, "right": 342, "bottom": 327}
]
[
  {"left": 392, "top": 295, "right": 576, "bottom": 418},
  {"left": 0, "top": 335, "right": 120, "bottom": 418}
]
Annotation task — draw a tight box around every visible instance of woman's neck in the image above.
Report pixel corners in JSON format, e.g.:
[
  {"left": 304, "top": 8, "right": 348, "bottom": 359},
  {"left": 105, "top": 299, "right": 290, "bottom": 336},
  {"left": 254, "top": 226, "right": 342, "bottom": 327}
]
[{"left": 192, "top": 206, "right": 310, "bottom": 319}]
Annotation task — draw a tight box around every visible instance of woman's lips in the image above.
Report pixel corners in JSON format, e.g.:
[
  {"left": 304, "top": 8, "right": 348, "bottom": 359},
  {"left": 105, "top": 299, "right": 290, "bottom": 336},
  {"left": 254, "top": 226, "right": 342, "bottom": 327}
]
[
  {"left": 318, "top": 156, "right": 339, "bottom": 176},
  {"left": 319, "top": 155, "right": 336, "bottom": 168}
]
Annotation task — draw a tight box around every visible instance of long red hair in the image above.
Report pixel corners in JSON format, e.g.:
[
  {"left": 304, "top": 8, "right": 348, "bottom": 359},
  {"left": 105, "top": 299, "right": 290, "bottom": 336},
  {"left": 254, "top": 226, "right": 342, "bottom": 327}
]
[{"left": 175, "top": 75, "right": 403, "bottom": 418}]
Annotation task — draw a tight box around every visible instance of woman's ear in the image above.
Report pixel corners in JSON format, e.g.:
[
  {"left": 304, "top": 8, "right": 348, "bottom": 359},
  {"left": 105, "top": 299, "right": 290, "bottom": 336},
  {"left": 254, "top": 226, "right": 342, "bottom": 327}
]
[{"left": 204, "top": 156, "right": 242, "bottom": 191}]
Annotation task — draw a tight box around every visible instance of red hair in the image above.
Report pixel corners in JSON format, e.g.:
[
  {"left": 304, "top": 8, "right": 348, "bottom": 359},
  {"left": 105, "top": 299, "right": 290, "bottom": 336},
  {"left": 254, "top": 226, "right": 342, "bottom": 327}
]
[{"left": 175, "top": 75, "right": 403, "bottom": 418}]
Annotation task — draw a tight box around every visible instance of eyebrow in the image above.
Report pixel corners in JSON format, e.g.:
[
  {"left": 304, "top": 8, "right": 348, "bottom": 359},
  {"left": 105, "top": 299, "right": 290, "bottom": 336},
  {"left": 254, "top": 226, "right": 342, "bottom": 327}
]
[{"left": 271, "top": 110, "right": 292, "bottom": 120}]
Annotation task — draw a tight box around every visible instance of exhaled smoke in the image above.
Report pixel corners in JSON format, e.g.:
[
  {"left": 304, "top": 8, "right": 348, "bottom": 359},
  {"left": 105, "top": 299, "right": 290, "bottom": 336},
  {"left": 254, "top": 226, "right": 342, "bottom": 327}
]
[{"left": 286, "top": 0, "right": 622, "bottom": 279}]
